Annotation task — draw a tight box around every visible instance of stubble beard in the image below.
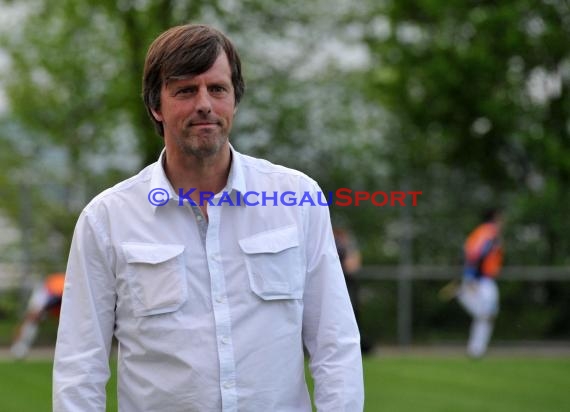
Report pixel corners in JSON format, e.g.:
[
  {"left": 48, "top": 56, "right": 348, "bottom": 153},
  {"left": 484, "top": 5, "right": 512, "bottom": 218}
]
[{"left": 177, "top": 127, "right": 229, "bottom": 160}]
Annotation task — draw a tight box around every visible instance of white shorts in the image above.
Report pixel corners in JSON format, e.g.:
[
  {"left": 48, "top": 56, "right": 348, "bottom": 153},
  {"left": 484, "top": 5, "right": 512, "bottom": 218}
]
[
  {"left": 27, "top": 284, "right": 52, "bottom": 313},
  {"left": 457, "top": 278, "right": 499, "bottom": 319}
]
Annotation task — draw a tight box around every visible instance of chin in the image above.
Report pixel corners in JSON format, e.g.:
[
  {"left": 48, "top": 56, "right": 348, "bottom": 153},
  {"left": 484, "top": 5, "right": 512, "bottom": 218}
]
[{"left": 182, "top": 137, "right": 228, "bottom": 159}]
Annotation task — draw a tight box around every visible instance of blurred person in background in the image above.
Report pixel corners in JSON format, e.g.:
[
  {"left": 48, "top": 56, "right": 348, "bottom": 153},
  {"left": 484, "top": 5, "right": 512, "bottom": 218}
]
[
  {"left": 10, "top": 272, "right": 65, "bottom": 359},
  {"left": 457, "top": 208, "right": 504, "bottom": 358},
  {"left": 53, "top": 23, "right": 363, "bottom": 411},
  {"left": 333, "top": 227, "right": 362, "bottom": 320},
  {"left": 333, "top": 226, "right": 371, "bottom": 353}
]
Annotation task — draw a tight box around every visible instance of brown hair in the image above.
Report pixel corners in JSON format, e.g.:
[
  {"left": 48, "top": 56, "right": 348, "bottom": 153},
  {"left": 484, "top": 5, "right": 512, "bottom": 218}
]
[{"left": 142, "top": 24, "right": 245, "bottom": 136}]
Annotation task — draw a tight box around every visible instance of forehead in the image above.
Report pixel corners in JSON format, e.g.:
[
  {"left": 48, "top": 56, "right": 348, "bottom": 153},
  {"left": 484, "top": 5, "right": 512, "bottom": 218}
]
[{"left": 166, "top": 52, "right": 232, "bottom": 84}]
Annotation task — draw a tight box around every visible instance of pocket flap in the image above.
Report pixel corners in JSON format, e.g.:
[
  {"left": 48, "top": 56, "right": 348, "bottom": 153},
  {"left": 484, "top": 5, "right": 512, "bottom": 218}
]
[
  {"left": 239, "top": 225, "right": 299, "bottom": 254},
  {"left": 122, "top": 243, "right": 185, "bottom": 264}
]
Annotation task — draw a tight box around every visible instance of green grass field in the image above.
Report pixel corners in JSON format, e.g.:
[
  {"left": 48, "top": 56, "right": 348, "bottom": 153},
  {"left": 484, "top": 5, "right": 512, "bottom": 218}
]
[{"left": 0, "top": 355, "right": 568, "bottom": 411}]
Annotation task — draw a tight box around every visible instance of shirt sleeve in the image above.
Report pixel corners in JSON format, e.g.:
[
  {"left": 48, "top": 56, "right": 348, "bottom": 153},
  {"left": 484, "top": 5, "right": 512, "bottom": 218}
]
[
  {"left": 301, "top": 183, "right": 365, "bottom": 411},
  {"left": 53, "top": 209, "right": 117, "bottom": 412}
]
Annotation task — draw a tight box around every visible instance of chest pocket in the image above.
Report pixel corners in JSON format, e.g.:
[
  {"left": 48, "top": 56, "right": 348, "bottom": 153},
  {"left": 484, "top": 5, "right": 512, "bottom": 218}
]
[
  {"left": 239, "top": 225, "right": 304, "bottom": 300},
  {"left": 122, "top": 243, "right": 187, "bottom": 317}
]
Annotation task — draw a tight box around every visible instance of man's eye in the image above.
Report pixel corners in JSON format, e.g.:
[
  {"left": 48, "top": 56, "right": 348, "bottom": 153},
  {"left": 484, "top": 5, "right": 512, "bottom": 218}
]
[
  {"left": 176, "top": 87, "right": 195, "bottom": 95},
  {"left": 210, "top": 86, "right": 226, "bottom": 93}
]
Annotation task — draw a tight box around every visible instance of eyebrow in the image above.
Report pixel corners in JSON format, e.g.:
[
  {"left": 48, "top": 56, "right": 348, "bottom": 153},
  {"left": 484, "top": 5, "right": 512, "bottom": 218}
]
[
  {"left": 167, "top": 75, "right": 194, "bottom": 81},
  {"left": 166, "top": 75, "right": 230, "bottom": 84},
  {"left": 164, "top": 75, "right": 194, "bottom": 87}
]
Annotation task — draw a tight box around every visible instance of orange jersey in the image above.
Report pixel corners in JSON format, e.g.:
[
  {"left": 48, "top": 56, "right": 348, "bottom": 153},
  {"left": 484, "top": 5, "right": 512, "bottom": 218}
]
[
  {"left": 43, "top": 272, "right": 65, "bottom": 317},
  {"left": 464, "top": 223, "right": 503, "bottom": 278},
  {"left": 44, "top": 272, "right": 65, "bottom": 296}
]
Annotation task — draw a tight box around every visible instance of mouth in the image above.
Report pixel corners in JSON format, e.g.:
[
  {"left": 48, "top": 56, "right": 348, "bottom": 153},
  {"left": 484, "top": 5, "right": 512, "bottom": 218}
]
[{"left": 188, "top": 118, "right": 219, "bottom": 128}]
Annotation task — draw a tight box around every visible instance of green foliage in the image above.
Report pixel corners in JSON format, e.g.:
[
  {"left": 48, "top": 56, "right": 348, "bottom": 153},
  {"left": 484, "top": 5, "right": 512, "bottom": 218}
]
[
  {"left": 1, "top": 0, "right": 570, "bottom": 274},
  {"left": 360, "top": 0, "right": 570, "bottom": 264},
  {"left": 0, "top": 0, "right": 392, "bottom": 269},
  {"left": 0, "top": 0, "right": 217, "bottom": 270}
]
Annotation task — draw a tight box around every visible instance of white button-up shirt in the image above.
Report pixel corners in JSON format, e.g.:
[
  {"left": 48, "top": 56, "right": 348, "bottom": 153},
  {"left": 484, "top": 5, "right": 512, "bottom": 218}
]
[{"left": 53, "top": 146, "right": 364, "bottom": 411}]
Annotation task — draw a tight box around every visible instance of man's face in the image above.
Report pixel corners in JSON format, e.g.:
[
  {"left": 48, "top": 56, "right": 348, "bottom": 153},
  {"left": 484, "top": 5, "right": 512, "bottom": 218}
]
[{"left": 152, "top": 52, "right": 236, "bottom": 159}]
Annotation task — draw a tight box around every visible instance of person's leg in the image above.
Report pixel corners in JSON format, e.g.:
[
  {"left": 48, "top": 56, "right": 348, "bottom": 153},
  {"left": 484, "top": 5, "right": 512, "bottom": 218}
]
[
  {"left": 467, "top": 316, "right": 494, "bottom": 358},
  {"left": 466, "top": 279, "right": 499, "bottom": 358},
  {"left": 457, "top": 280, "right": 481, "bottom": 318},
  {"left": 10, "top": 316, "right": 40, "bottom": 359},
  {"left": 10, "top": 284, "right": 48, "bottom": 359}
]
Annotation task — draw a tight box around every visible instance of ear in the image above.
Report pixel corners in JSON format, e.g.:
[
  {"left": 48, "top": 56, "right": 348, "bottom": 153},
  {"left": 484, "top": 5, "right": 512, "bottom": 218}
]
[{"left": 151, "top": 108, "right": 163, "bottom": 122}]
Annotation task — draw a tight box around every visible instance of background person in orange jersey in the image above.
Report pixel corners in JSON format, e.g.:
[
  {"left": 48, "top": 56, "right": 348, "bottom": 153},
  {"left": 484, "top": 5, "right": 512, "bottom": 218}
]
[
  {"left": 10, "top": 272, "right": 65, "bottom": 359},
  {"left": 457, "top": 209, "right": 504, "bottom": 358}
]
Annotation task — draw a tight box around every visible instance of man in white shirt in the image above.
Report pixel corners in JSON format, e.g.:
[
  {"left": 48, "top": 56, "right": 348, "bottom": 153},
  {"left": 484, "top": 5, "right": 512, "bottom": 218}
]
[{"left": 53, "top": 24, "right": 364, "bottom": 411}]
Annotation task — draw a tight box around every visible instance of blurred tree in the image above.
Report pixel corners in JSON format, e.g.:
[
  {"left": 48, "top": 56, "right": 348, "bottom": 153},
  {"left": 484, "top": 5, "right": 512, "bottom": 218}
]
[
  {"left": 0, "top": 0, "right": 213, "bottom": 270},
  {"left": 0, "top": 0, "right": 387, "bottom": 272},
  {"left": 3, "top": 0, "right": 568, "bottom": 271},
  {"left": 0, "top": 0, "right": 569, "bottom": 342},
  {"left": 357, "top": 0, "right": 570, "bottom": 264}
]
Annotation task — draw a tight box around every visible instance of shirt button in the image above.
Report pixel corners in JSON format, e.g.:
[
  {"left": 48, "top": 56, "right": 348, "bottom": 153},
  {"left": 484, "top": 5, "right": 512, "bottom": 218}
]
[
  {"left": 223, "top": 381, "right": 234, "bottom": 389},
  {"left": 221, "top": 336, "right": 230, "bottom": 345},
  {"left": 196, "top": 215, "right": 203, "bottom": 221},
  {"left": 216, "top": 295, "right": 225, "bottom": 303}
]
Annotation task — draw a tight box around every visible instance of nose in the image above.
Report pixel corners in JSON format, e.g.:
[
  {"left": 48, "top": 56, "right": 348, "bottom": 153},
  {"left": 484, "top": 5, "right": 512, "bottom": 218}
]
[{"left": 196, "top": 88, "right": 212, "bottom": 115}]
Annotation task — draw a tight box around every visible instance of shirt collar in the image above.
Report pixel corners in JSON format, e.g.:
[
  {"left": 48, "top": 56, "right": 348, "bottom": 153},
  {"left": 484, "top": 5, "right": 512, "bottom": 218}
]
[
  {"left": 226, "top": 144, "right": 247, "bottom": 194},
  {"left": 148, "top": 144, "right": 247, "bottom": 211}
]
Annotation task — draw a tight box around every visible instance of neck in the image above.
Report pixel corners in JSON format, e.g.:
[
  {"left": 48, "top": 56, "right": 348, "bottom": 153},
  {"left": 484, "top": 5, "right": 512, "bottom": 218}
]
[{"left": 164, "top": 144, "right": 231, "bottom": 197}]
